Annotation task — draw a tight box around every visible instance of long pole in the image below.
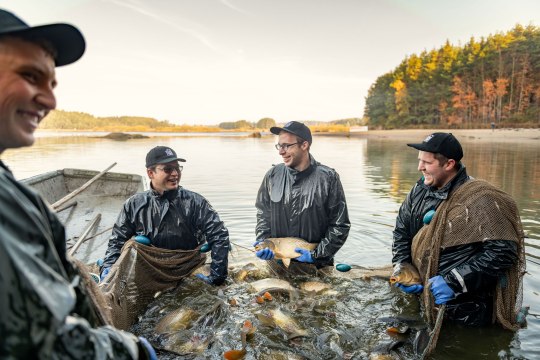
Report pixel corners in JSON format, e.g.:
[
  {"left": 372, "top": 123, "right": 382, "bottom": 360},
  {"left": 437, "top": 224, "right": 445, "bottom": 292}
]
[
  {"left": 52, "top": 162, "right": 117, "bottom": 210},
  {"left": 68, "top": 213, "right": 101, "bottom": 257}
]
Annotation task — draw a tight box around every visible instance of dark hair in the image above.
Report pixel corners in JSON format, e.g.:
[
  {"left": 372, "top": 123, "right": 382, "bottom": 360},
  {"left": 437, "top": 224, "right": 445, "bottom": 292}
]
[
  {"left": 294, "top": 135, "right": 310, "bottom": 150},
  {"left": 434, "top": 152, "right": 461, "bottom": 170}
]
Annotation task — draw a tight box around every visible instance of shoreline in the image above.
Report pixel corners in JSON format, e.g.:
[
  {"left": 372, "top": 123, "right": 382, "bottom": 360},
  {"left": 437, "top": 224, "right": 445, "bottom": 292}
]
[{"left": 315, "top": 128, "right": 540, "bottom": 143}]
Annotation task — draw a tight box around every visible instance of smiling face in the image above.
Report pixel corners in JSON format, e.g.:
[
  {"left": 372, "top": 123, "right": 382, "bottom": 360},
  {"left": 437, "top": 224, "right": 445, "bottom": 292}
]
[
  {"left": 417, "top": 151, "right": 457, "bottom": 189},
  {"left": 147, "top": 160, "right": 182, "bottom": 194},
  {"left": 0, "top": 37, "right": 57, "bottom": 154},
  {"left": 277, "top": 131, "right": 310, "bottom": 171}
]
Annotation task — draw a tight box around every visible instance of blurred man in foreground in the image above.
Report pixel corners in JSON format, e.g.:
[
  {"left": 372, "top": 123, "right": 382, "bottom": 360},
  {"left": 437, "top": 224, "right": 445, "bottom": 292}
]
[{"left": 0, "top": 8, "right": 156, "bottom": 358}]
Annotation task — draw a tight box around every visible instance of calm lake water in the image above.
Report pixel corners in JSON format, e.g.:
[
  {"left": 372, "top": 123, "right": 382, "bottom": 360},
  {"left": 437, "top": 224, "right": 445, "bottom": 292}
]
[{"left": 3, "top": 131, "right": 539, "bottom": 359}]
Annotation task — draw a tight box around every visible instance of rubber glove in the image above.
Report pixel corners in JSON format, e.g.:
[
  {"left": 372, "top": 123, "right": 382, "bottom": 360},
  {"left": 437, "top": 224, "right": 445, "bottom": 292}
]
[
  {"left": 294, "top": 248, "right": 314, "bottom": 263},
  {"left": 138, "top": 337, "right": 157, "bottom": 360},
  {"left": 395, "top": 283, "right": 424, "bottom": 294},
  {"left": 195, "top": 273, "right": 212, "bottom": 284},
  {"left": 429, "top": 275, "right": 455, "bottom": 304},
  {"left": 256, "top": 248, "right": 275, "bottom": 260},
  {"left": 100, "top": 267, "right": 110, "bottom": 282}
]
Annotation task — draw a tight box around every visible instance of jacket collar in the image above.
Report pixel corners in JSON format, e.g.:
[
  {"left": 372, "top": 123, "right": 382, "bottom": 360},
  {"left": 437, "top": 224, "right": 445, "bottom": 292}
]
[
  {"left": 424, "top": 164, "right": 469, "bottom": 200},
  {"left": 150, "top": 185, "right": 179, "bottom": 200},
  {"left": 286, "top": 154, "right": 316, "bottom": 180}
]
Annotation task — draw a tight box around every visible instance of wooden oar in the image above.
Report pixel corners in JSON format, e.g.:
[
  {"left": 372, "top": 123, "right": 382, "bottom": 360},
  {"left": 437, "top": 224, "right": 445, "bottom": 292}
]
[
  {"left": 52, "top": 162, "right": 117, "bottom": 210},
  {"left": 69, "top": 213, "right": 101, "bottom": 256},
  {"left": 55, "top": 200, "right": 77, "bottom": 213}
]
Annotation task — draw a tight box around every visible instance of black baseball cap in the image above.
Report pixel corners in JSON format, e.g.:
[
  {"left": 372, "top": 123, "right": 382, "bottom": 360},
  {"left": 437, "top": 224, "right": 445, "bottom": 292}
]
[
  {"left": 407, "top": 132, "right": 463, "bottom": 162},
  {"left": 270, "top": 121, "right": 312, "bottom": 144},
  {"left": 145, "top": 146, "right": 186, "bottom": 168},
  {"left": 0, "top": 9, "right": 85, "bottom": 66}
]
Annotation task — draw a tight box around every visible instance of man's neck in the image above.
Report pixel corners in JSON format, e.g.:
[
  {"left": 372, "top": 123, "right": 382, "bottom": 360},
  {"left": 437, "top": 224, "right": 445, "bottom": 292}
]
[{"left": 293, "top": 154, "right": 311, "bottom": 172}]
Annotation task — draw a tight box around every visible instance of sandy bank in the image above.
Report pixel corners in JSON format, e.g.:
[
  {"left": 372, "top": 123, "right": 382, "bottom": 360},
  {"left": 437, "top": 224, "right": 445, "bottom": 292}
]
[{"left": 315, "top": 128, "right": 540, "bottom": 143}]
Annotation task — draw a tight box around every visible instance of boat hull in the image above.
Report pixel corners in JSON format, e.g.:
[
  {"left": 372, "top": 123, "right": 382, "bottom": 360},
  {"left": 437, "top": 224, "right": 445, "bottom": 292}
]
[{"left": 22, "top": 168, "right": 144, "bottom": 264}]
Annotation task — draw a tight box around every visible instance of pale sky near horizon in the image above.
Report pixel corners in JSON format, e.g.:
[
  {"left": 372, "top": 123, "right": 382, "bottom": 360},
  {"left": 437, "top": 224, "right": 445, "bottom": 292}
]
[{"left": 2, "top": 0, "right": 540, "bottom": 125}]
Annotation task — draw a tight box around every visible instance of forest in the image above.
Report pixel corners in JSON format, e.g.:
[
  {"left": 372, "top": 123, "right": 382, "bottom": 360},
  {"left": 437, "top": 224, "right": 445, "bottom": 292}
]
[
  {"left": 40, "top": 110, "right": 363, "bottom": 132},
  {"left": 364, "top": 24, "right": 540, "bottom": 129}
]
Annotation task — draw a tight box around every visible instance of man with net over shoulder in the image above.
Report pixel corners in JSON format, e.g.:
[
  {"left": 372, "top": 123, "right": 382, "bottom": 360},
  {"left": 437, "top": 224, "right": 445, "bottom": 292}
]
[
  {"left": 0, "top": 8, "right": 156, "bottom": 359},
  {"left": 392, "top": 132, "right": 525, "bottom": 328}
]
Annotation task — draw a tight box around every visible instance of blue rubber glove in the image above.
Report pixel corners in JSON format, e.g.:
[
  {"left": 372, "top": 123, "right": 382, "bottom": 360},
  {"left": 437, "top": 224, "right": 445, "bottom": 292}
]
[
  {"left": 195, "top": 273, "right": 212, "bottom": 284},
  {"left": 256, "top": 248, "right": 275, "bottom": 260},
  {"left": 138, "top": 336, "right": 157, "bottom": 360},
  {"left": 294, "top": 248, "right": 314, "bottom": 263},
  {"left": 100, "top": 267, "right": 110, "bottom": 282},
  {"left": 395, "top": 283, "right": 424, "bottom": 294},
  {"left": 429, "top": 275, "right": 455, "bottom": 304}
]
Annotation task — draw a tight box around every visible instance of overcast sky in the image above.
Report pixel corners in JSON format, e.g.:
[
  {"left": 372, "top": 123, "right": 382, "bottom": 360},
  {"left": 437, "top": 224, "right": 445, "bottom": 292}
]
[{"left": 2, "top": 0, "right": 540, "bottom": 125}]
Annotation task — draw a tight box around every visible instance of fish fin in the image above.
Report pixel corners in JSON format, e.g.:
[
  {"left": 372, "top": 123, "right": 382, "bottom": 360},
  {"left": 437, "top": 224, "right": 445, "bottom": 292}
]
[{"left": 282, "top": 258, "right": 291, "bottom": 268}]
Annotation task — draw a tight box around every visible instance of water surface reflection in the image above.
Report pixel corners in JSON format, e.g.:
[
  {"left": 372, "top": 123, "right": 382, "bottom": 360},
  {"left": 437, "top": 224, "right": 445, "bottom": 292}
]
[{"left": 3, "top": 133, "right": 539, "bottom": 359}]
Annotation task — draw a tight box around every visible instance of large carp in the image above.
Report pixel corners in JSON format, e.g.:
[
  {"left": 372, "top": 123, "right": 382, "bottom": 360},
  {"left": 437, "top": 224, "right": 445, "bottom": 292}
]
[
  {"left": 155, "top": 308, "right": 198, "bottom": 334},
  {"left": 255, "top": 237, "right": 317, "bottom": 268},
  {"left": 389, "top": 263, "right": 422, "bottom": 286},
  {"left": 256, "top": 308, "right": 309, "bottom": 339},
  {"left": 249, "top": 278, "right": 299, "bottom": 299}
]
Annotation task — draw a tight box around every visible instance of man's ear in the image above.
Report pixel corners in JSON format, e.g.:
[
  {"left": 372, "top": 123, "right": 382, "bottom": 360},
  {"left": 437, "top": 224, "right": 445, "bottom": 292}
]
[
  {"left": 146, "top": 168, "right": 154, "bottom": 179},
  {"left": 300, "top": 140, "right": 309, "bottom": 150},
  {"left": 444, "top": 159, "right": 457, "bottom": 171}
]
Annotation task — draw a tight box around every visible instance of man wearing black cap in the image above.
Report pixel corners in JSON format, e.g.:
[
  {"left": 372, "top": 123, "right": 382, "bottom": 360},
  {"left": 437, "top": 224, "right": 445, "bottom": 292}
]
[
  {"left": 254, "top": 121, "right": 350, "bottom": 270},
  {"left": 101, "top": 145, "right": 230, "bottom": 286},
  {"left": 0, "top": 8, "right": 157, "bottom": 359},
  {"left": 392, "top": 132, "right": 522, "bottom": 327}
]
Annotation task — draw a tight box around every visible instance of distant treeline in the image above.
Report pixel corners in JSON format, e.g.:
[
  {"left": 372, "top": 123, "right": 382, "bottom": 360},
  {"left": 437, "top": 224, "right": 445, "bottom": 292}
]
[
  {"left": 41, "top": 110, "right": 365, "bottom": 132},
  {"left": 365, "top": 24, "right": 540, "bottom": 129}
]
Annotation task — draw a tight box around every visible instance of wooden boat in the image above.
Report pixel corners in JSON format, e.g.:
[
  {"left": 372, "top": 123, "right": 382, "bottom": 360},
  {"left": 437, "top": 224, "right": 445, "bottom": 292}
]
[{"left": 22, "top": 167, "right": 145, "bottom": 265}]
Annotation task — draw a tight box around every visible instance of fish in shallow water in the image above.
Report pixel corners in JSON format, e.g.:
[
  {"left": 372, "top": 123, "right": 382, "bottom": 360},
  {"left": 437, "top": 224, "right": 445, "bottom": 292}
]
[
  {"left": 299, "top": 281, "right": 332, "bottom": 294},
  {"left": 255, "top": 237, "right": 317, "bottom": 268},
  {"left": 256, "top": 308, "right": 309, "bottom": 339},
  {"left": 249, "top": 278, "right": 297, "bottom": 294},
  {"left": 389, "top": 263, "right": 422, "bottom": 286},
  {"left": 155, "top": 308, "right": 198, "bottom": 334},
  {"left": 223, "top": 320, "right": 255, "bottom": 359}
]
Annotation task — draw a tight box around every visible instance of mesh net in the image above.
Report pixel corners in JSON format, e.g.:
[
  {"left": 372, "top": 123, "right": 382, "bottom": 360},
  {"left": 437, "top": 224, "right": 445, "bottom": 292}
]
[
  {"left": 98, "top": 240, "right": 206, "bottom": 330},
  {"left": 411, "top": 179, "right": 526, "bottom": 354}
]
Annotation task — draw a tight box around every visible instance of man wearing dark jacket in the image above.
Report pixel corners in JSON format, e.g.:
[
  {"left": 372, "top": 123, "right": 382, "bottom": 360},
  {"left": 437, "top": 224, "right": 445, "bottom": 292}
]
[
  {"left": 101, "top": 146, "right": 230, "bottom": 285},
  {"left": 0, "top": 9, "right": 156, "bottom": 359},
  {"left": 255, "top": 121, "right": 350, "bottom": 268},
  {"left": 392, "top": 132, "right": 520, "bottom": 326}
]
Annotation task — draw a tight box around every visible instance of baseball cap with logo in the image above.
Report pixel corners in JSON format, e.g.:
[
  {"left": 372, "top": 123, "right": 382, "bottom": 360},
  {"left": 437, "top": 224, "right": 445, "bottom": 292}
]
[
  {"left": 270, "top": 121, "right": 312, "bottom": 144},
  {"left": 407, "top": 132, "right": 463, "bottom": 162},
  {"left": 145, "top": 146, "right": 186, "bottom": 168},
  {"left": 0, "top": 9, "right": 85, "bottom": 66}
]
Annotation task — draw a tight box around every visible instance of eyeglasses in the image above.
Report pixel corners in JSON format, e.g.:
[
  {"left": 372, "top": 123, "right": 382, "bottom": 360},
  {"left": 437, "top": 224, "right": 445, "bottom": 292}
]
[
  {"left": 156, "top": 165, "right": 183, "bottom": 174},
  {"left": 275, "top": 142, "right": 302, "bottom": 151}
]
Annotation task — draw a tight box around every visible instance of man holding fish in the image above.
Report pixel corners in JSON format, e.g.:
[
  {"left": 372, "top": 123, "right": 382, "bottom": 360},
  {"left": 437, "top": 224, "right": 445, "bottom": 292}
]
[
  {"left": 392, "top": 132, "right": 525, "bottom": 328},
  {"left": 254, "top": 121, "right": 351, "bottom": 270}
]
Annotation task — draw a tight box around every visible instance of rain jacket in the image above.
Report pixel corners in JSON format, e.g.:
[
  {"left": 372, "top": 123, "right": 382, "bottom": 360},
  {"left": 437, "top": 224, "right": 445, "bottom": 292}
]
[
  {"left": 392, "top": 165, "right": 518, "bottom": 326},
  {"left": 102, "top": 186, "right": 229, "bottom": 285},
  {"left": 0, "top": 161, "right": 146, "bottom": 359},
  {"left": 255, "top": 155, "right": 350, "bottom": 267}
]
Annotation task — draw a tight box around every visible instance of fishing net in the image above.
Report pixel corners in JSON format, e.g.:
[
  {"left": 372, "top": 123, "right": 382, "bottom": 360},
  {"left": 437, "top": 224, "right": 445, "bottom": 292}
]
[
  {"left": 97, "top": 240, "right": 206, "bottom": 330},
  {"left": 411, "top": 179, "right": 525, "bottom": 354},
  {"left": 266, "top": 259, "right": 319, "bottom": 278}
]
